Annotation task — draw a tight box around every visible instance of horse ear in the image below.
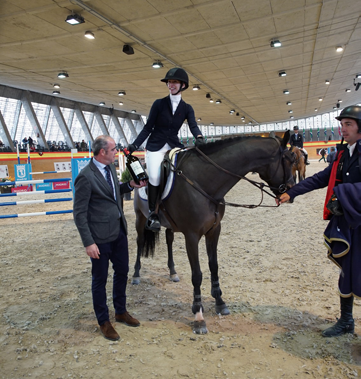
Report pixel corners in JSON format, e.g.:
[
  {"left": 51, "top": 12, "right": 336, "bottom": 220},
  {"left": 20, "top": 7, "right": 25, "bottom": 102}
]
[{"left": 281, "top": 130, "right": 290, "bottom": 149}]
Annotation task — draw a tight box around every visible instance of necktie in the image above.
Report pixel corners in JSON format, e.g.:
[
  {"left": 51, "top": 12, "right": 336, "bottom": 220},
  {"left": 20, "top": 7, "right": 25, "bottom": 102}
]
[{"left": 104, "top": 165, "right": 114, "bottom": 192}]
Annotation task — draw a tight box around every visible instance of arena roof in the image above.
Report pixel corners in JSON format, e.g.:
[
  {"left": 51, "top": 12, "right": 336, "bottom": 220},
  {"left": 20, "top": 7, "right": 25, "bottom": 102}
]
[{"left": 1, "top": 0, "right": 361, "bottom": 126}]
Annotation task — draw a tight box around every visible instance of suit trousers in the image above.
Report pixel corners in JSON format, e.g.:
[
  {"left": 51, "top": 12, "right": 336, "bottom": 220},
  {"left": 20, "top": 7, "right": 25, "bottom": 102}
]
[{"left": 90, "top": 226, "right": 129, "bottom": 325}]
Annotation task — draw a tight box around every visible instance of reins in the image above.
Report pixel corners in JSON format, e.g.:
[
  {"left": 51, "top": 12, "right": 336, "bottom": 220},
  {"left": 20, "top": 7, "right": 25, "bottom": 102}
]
[{"left": 170, "top": 142, "right": 289, "bottom": 209}]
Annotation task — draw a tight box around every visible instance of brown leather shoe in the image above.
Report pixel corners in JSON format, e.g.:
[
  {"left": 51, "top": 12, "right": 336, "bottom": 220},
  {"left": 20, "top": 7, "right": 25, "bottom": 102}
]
[
  {"left": 115, "top": 311, "right": 140, "bottom": 327},
  {"left": 100, "top": 321, "right": 120, "bottom": 341}
]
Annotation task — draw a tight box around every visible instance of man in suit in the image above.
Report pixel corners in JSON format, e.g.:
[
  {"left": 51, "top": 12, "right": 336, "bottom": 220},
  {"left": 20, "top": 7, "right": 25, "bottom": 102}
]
[
  {"left": 73, "top": 135, "right": 146, "bottom": 341},
  {"left": 289, "top": 125, "right": 310, "bottom": 165}
]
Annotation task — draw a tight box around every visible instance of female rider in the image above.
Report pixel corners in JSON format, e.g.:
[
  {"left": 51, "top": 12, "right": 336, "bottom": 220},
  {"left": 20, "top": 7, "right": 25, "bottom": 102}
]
[{"left": 127, "top": 67, "right": 204, "bottom": 231}]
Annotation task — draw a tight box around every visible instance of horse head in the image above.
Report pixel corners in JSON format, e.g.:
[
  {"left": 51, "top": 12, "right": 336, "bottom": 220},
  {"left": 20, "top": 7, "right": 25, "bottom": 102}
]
[{"left": 257, "top": 130, "right": 295, "bottom": 195}]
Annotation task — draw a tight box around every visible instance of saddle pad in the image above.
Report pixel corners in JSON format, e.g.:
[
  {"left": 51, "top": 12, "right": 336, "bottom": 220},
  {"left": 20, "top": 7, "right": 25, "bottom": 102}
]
[{"left": 138, "top": 148, "right": 183, "bottom": 201}]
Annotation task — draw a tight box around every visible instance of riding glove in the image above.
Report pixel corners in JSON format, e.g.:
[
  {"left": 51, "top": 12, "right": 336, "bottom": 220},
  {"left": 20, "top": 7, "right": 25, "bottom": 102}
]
[
  {"left": 326, "top": 194, "right": 343, "bottom": 216},
  {"left": 127, "top": 144, "right": 137, "bottom": 154},
  {"left": 195, "top": 136, "right": 205, "bottom": 147}
]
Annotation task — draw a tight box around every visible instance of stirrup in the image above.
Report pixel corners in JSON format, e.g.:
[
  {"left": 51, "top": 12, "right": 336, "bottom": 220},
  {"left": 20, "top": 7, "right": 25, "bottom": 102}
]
[{"left": 145, "top": 212, "right": 161, "bottom": 232}]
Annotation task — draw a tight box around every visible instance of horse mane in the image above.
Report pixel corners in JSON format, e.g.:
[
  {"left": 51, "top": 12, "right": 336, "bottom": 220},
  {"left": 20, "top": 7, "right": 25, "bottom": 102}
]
[{"left": 195, "top": 135, "right": 273, "bottom": 155}]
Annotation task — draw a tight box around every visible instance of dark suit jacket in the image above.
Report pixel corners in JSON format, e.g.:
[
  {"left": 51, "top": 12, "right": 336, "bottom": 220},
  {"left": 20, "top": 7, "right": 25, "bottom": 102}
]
[
  {"left": 133, "top": 96, "right": 202, "bottom": 151},
  {"left": 73, "top": 159, "right": 132, "bottom": 247},
  {"left": 289, "top": 133, "right": 303, "bottom": 148}
]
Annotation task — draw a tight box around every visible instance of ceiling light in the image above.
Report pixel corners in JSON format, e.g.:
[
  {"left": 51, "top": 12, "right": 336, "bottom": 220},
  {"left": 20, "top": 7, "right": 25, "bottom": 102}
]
[
  {"left": 336, "top": 46, "right": 343, "bottom": 52},
  {"left": 209, "top": 98, "right": 214, "bottom": 103},
  {"left": 123, "top": 45, "right": 134, "bottom": 55},
  {"left": 210, "top": 122, "right": 214, "bottom": 126},
  {"left": 118, "top": 91, "right": 126, "bottom": 96},
  {"left": 333, "top": 106, "right": 337, "bottom": 110},
  {"left": 319, "top": 97, "right": 323, "bottom": 101},
  {"left": 270, "top": 39, "right": 282, "bottom": 48},
  {"left": 286, "top": 101, "right": 292, "bottom": 105},
  {"left": 283, "top": 90, "right": 289, "bottom": 94},
  {"left": 288, "top": 110, "right": 293, "bottom": 113},
  {"left": 65, "top": 14, "right": 85, "bottom": 25},
  {"left": 206, "top": 93, "right": 211, "bottom": 99},
  {"left": 290, "top": 116, "right": 294, "bottom": 119},
  {"left": 325, "top": 80, "right": 330, "bottom": 84},
  {"left": 53, "top": 83, "right": 60, "bottom": 89},
  {"left": 278, "top": 71, "right": 286, "bottom": 77},
  {"left": 345, "top": 88, "right": 351, "bottom": 92},
  {"left": 152, "top": 61, "right": 163, "bottom": 68},
  {"left": 215, "top": 99, "right": 221, "bottom": 104},
  {"left": 356, "top": 74, "right": 361, "bottom": 79},
  {"left": 315, "top": 108, "right": 318, "bottom": 111},
  {"left": 230, "top": 109, "right": 235, "bottom": 114},
  {"left": 84, "top": 31, "right": 95, "bottom": 39},
  {"left": 99, "top": 102, "right": 105, "bottom": 106},
  {"left": 193, "top": 85, "right": 200, "bottom": 91},
  {"left": 241, "top": 116, "right": 245, "bottom": 120},
  {"left": 57, "top": 72, "right": 68, "bottom": 79},
  {"left": 242, "top": 120, "right": 245, "bottom": 123},
  {"left": 131, "top": 110, "right": 136, "bottom": 113},
  {"left": 197, "top": 118, "right": 202, "bottom": 122},
  {"left": 338, "top": 99, "right": 342, "bottom": 102},
  {"left": 119, "top": 101, "right": 123, "bottom": 106},
  {"left": 52, "top": 90, "right": 60, "bottom": 95}
]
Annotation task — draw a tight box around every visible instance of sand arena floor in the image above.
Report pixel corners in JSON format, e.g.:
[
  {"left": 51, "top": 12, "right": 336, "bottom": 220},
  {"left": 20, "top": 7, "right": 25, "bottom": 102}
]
[{"left": 1, "top": 161, "right": 360, "bottom": 379}]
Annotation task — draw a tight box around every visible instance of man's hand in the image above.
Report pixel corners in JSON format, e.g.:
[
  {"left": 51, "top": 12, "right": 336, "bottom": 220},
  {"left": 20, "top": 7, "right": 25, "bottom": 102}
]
[
  {"left": 86, "top": 243, "right": 100, "bottom": 259},
  {"left": 275, "top": 193, "right": 290, "bottom": 205},
  {"left": 130, "top": 179, "right": 147, "bottom": 188}
]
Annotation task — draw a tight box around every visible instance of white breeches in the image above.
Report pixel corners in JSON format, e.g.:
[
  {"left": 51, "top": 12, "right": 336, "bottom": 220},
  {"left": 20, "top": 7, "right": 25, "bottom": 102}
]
[
  {"left": 146, "top": 143, "right": 171, "bottom": 186},
  {"left": 300, "top": 147, "right": 308, "bottom": 154}
]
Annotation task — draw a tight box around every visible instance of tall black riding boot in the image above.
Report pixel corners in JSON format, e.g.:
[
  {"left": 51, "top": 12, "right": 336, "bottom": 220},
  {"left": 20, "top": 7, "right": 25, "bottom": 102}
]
[
  {"left": 304, "top": 153, "right": 310, "bottom": 165},
  {"left": 146, "top": 183, "right": 161, "bottom": 232},
  {"left": 322, "top": 296, "right": 354, "bottom": 337}
]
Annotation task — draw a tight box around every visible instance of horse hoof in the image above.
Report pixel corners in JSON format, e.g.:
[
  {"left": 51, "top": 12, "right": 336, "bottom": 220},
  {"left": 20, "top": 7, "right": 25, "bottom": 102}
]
[
  {"left": 131, "top": 277, "right": 140, "bottom": 285},
  {"left": 169, "top": 274, "right": 180, "bottom": 282},
  {"left": 193, "top": 320, "right": 208, "bottom": 334},
  {"left": 215, "top": 304, "right": 230, "bottom": 315}
]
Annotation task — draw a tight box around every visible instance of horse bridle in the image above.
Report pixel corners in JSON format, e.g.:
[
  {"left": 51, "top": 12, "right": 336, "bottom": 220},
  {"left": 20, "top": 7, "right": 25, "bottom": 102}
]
[{"left": 173, "top": 140, "right": 294, "bottom": 209}]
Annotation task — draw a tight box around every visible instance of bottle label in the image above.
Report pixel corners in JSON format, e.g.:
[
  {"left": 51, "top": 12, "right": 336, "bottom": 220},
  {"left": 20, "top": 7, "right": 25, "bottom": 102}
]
[{"left": 130, "top": 161, "right": 144, "bottom": 175}]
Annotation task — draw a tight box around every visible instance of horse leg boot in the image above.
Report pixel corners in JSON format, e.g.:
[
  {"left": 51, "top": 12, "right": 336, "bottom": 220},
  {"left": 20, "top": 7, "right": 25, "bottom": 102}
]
[
  {"left": 322, "top": 296, "right": 354, "bottom": 337},
  {"left": 146, "top": 183, "right": 161, "bottom": 232}
]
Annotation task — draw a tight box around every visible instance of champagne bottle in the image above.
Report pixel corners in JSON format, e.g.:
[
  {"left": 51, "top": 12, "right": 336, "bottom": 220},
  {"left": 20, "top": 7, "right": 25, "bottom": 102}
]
[{"left": 122, "top": 148, "right": 148, "bottom": 184}]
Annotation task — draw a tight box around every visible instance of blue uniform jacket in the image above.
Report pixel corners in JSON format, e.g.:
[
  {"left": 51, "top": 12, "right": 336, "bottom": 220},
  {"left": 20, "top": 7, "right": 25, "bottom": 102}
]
[
  {"left": 132, "top": 96, "right": 202, "bottom": 151},
  {"left": 286, "top": 139, "right": 361, "bottom": 296}
]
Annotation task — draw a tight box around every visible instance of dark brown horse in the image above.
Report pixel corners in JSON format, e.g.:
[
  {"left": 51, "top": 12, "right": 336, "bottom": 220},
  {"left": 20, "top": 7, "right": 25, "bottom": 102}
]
[
  {"left": 132, "top": 132, "right": 294, "bottom": 334},
  {"left": 290, "top": 146, "right": 306, "bottom": 183}
]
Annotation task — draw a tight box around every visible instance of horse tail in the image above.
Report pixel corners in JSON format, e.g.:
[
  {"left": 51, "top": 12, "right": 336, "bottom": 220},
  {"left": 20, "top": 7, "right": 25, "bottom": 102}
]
[{"left": 141, "top": 228, "right": 159, "bottom": 258}]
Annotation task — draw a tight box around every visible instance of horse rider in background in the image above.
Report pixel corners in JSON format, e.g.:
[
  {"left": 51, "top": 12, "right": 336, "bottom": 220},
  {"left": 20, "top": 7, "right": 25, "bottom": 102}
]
[
  {"left": 289, "top": 125, "right": 310, "bottom": 165},
  {"left": 277, "top": 105, "right": 361, "bottom": 337},
  {"left": 127, "top": 67, "right": 205, "bottom": 232}
]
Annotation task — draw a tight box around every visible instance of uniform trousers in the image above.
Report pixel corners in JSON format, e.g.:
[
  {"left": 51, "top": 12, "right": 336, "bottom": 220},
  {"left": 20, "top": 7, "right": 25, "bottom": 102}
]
[{"left": 90, "top": 226, "right": 129, "bottom": 325}]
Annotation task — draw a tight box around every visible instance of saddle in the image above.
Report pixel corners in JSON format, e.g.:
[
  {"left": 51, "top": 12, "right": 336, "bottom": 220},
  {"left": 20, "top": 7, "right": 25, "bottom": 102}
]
[
  {"left": 139, "top": 147, "right": 183, "bottom": 202},
  {"left": 159, "top": 148, "right": 182, "bottom": 194}
]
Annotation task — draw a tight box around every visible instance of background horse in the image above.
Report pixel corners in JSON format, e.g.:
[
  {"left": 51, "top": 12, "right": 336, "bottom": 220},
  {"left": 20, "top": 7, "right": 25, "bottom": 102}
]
[
  {"left": 289, "top": 146, "right": 306, "bottom": 183},
  {"left": 132, "top": 131, "right": 294, "bottom": 334}
]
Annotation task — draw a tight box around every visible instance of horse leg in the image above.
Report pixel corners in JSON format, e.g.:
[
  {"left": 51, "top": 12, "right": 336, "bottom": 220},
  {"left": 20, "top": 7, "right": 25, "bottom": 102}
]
[
  {"left": 165, "top": 228, "right": 179, "bottom": 282},
  {"left": 131, "top": 211, "right": 147, "bottom": 285},
  {"left": 185, "top": 233, "right": 207, "bottom": 334},
  {"left": 205, "top": 224, "right": 230, "bottom": 316}
]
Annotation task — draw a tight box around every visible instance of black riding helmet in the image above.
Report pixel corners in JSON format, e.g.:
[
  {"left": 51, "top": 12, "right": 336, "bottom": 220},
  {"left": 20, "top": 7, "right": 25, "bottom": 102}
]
[
  {"left": 293, "top": 125, "right": 299, "bottom": 130},
  {"left": 335, "top": 105, "right": 361, "bottom": 132},
  {"left": 161, "top": 68, "right": 189, "bottom": 92}
]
